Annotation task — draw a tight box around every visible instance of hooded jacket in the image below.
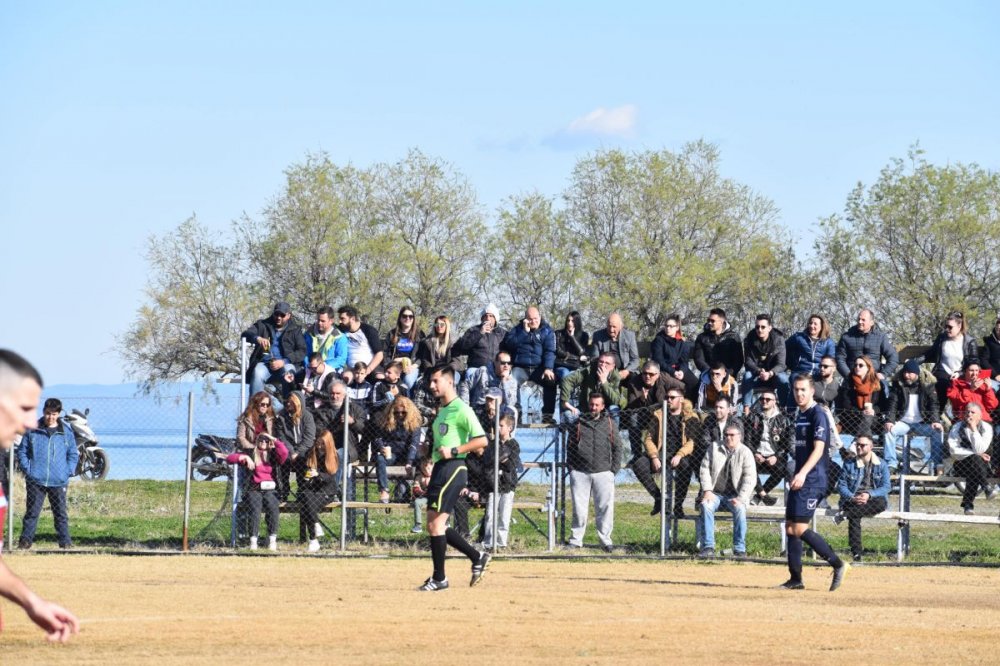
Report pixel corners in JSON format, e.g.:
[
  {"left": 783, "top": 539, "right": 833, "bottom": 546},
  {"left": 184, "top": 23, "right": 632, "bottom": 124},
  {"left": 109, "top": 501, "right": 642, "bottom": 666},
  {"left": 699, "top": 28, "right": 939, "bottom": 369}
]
[{"left": 304, "top": 324, "right": 348, "bottom": 371}]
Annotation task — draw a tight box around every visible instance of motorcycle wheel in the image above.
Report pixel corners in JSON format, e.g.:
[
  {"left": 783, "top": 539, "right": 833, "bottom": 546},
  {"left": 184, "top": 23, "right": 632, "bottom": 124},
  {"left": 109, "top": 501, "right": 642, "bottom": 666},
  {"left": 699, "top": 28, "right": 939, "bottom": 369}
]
[
  {"left": 191, "top": 450, "right": 228, "bottom": 481},
  {"left": 80, "top": 449, "right": 110, "bottom": 481}
]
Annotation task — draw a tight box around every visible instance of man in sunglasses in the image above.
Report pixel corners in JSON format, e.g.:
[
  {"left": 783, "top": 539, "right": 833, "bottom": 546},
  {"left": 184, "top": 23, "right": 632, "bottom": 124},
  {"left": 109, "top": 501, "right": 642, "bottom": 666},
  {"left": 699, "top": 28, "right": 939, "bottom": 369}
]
[
  {"left": 460, "top": 351, "right": 518, "bottom": 418},
  {"left": 622, "top": 361, "right": 684, "bottom": 460},
  {"left": 638, "top": 389, "right": 703, "bottom": 517},
  {"left": 744, "top": 390, "right": 792, "bottom": 506},
  {"left": 814, "top": 355, "right": 841, "bottom": 407}
]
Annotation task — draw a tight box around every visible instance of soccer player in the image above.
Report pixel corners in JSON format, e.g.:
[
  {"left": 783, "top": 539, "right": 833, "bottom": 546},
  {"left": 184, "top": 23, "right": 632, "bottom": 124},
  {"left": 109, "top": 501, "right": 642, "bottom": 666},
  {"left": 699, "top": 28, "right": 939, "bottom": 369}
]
[
  {"left": 0, "top": 349, "right": 79, "bottom": 641},
  {"left": 779, "top": 374, "right": 848, "bottom": 591},
  {"left": 419, "top": 362, "right": 492, "bottom": 591}
]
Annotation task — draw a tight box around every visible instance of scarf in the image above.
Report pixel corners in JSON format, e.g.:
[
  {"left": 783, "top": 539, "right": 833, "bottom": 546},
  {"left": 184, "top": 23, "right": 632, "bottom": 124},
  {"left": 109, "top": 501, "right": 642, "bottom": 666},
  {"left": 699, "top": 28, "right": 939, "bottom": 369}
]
[{"left": 850, "top": 373, "right": 878, "bottom": 409}]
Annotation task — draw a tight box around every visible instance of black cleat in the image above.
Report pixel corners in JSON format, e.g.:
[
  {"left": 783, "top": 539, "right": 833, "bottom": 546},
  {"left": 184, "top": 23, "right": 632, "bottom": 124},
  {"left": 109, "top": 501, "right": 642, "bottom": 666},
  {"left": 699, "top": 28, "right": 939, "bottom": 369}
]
[
  {"left": 830, "top": 562, "right": 849, "bottom": 592},
  {"left": 418, "top": 577, "right": 449, "bottom": 592},
  {"left": 470, "top": 552, "right": 492, "bottom": 587},
  {"left": 776, "top": 579, "right": 805, "bottom": 590}
]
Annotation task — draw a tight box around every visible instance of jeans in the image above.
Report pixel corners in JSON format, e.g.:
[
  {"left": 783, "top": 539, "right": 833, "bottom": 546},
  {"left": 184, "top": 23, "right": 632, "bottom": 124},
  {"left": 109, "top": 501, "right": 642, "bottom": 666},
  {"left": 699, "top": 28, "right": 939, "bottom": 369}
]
[
  {"left": 375, "top": 451, "right": 398, "bottom": 492},
  {"left": 699, "top": 492, "right": 747, "bottom": 552},
  {"left": 512, "top": 365, "right": 556, "bottom": 416},
  {"left": 884, "top": 421, "right": 944, "bottom": 468},
  {"left": 483, "top": 491, "right": 515, "bottom": 547},
  {"left": 741, "top": 371, "right": 790, "bottom": 409},
  {"left": 568, "top": 470, "right": 615, "bottom": 547},
  {"left": 21, "top": 480, "right": 71, "bottom": 546},
  {"left": 250, "top": 361, "right": 295, "bottom": 411}
]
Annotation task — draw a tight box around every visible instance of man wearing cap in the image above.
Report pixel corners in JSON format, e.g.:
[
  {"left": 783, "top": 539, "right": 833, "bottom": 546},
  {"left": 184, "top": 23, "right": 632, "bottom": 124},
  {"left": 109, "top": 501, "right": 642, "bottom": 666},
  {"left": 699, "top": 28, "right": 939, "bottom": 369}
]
[
  {"left": 241, "top": 301, "right": 307, "bottom": 399},
  {"left": 884, "top": 359, "right": 944, "bottom": 473},
  {"left": 454, "top": 304, "right": 507, "bottom": 373}
]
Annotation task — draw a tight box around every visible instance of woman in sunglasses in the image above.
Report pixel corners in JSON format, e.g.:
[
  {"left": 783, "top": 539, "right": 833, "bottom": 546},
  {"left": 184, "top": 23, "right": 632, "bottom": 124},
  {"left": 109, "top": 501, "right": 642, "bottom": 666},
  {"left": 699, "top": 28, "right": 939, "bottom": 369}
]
[
  {"left": 237, "top": 391, "right": 276, "bottom": 451},
  {"left": 923, "top": 311, "right": 979, "bottom": 406},
  {"left": 372, "top": 396, "right": 425, "bottom": 503},
  {"left": 384, "top": 306, "right": 424, "bottom": 389}
]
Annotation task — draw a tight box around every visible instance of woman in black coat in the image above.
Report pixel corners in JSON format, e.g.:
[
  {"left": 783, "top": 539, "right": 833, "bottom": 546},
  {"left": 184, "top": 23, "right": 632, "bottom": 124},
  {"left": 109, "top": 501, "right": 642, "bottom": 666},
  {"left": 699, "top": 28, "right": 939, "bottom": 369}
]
[{"left": 649, "top": 314, "right": 698, "bottom": 400}]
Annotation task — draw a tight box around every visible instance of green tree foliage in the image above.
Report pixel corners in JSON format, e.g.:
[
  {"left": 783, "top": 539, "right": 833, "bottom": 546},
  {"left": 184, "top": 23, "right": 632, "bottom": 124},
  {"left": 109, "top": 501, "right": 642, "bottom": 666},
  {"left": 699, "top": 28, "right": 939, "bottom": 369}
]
[
  {"left": 120, "top": 217, "right": 258, "bottom": 390},
  {"left": 814, "top": 147, "right": 1000, "bottom": 343},
  {"left": 489, "top": 192, "right": 581, "bottom": 324},
  {"left": 563, "top": 141, "right": 796, "bottom": 339}
]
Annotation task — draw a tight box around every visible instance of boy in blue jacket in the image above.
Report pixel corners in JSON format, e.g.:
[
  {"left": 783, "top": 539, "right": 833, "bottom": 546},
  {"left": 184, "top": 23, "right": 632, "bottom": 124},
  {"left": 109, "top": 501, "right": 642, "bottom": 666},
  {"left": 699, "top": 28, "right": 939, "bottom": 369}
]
[{"left": 17, "top": 398, "right": 79, "bottom": 549}]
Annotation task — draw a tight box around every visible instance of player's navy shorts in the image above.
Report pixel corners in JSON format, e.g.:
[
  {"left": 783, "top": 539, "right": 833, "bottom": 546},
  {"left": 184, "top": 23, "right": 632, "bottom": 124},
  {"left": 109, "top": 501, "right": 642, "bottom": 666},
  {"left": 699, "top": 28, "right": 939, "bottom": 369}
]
[
  {"left": 426, "top": 459, "right": 468, "bottom": 514},
  {"left": 785, "top": 486, "right": 827, "bottom": 522}
]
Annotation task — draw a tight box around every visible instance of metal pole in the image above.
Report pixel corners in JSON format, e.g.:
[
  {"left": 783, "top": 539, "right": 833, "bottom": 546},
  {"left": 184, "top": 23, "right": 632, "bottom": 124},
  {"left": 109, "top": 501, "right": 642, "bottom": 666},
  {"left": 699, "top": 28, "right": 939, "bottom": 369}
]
[
  {"left": 659, "top": 401, "right": 669, "bottom": 556},
  {"left": 548, "top": 452, "right": 556, "bottom": 552},
  {"left": 183, "top": 392, "right": 194, "bottom": 551},
  {"left": 340, "top": 394, "right": 351, "bottom": 552},
  {"left": 491, "top": 406, "right": 500, "bottom": 555},
  {"left": 231, "top": 341, "right": 250, "bottom": 548},
  {"left": 6, "top": 442, "right": 14, "bottom": 549}
]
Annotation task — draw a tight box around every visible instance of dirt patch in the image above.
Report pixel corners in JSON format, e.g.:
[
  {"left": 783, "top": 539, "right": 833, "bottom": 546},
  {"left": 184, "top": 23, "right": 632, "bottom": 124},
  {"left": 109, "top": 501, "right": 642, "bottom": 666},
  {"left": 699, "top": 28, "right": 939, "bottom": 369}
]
[{"left": 2, "top": 554, "right": 997, "bottom": 664}]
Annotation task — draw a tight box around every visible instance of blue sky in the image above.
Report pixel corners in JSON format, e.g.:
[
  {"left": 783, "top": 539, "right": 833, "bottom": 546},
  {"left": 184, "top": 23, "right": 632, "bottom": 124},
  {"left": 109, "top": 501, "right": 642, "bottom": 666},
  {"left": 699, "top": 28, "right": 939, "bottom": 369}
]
[{"left": 2, "top": 2, "right": 998, "bottom": 385}]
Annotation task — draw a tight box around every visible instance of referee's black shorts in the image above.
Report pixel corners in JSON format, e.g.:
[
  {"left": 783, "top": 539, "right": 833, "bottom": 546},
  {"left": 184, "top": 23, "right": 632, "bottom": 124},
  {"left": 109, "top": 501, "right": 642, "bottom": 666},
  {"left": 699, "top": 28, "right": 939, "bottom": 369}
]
[{"left": 426, "top": 459, "right": 468, "bottom": 514}]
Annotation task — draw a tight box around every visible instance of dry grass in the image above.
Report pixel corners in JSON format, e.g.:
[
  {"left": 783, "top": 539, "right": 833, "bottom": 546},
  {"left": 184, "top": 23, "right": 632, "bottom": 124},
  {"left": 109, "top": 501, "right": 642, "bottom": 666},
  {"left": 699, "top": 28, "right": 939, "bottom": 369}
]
[{"left": 2, "top": 553, "right": 998, "bottom": 664}]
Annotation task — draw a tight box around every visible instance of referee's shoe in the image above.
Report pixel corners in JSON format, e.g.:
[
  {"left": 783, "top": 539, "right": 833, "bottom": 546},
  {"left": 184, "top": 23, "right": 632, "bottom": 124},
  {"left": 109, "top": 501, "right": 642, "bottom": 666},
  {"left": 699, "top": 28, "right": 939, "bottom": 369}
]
[{"left": 470, "top": 551, "right": 492, "bottom": 587}]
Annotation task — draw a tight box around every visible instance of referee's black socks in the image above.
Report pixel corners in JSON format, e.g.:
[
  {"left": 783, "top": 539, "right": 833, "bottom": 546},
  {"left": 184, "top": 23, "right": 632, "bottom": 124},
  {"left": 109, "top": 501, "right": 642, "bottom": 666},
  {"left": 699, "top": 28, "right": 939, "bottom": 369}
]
[
  {"left": 802, "top": 529, "right": 843, "bottom": 569},
  {"left": 446, "top": 527, "right": 481, "bottom": 561},
  {"left": 431, "top": 535, "right": 448, "bottom": 582}
]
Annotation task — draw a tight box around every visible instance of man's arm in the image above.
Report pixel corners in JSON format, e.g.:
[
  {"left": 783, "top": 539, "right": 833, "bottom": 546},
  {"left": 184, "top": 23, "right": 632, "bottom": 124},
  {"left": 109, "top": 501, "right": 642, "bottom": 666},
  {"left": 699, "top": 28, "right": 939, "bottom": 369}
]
[
  {"left": 880, "top": 333, "right": 899, "bottom": 377},
  {"left": 330, "top": 334, "right": 348, "bottom": 371},
  {"left": 0, "top": 561, "right": 79, "bottom": 642},
  {"left": 835, "top": 337, "right": 850, "bottom": 377},
  {"left": 65, "top": 428, "right": 79, "bottom": 475},
  {"left": 623, "top": 331, "right": 639, "bottom": 372}
]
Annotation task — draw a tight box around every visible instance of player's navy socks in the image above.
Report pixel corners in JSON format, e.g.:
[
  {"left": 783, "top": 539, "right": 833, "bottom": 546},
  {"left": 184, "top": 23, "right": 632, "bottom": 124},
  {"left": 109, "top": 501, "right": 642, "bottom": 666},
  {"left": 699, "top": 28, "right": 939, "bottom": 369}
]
[
  {"left": 445, "top": 527, "right": 480, "bottom": 561},
  {"left": 802, "top": 529, "right": 842, "bottom": 567},
  {"left": 787, "top": 536, "right": 803, "bottom": 582},
  {"left": 431, "top": 535, "right": 448, "bottom": 581}
]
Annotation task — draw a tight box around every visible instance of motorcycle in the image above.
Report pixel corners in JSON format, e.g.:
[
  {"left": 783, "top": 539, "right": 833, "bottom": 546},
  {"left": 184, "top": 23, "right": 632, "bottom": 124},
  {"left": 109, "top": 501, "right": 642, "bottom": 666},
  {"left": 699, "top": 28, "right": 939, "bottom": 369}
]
[
  {"left": 190, "top": 433, "right": 237, "bottom": 481},
  {"left": 63, "top": 408, "right": 110, "bottom": 481}
]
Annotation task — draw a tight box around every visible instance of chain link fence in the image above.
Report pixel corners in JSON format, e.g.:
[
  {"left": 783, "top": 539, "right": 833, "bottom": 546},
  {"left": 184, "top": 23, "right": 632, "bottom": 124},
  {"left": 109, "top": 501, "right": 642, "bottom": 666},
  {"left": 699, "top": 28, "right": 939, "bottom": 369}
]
[{"left": 4, "top": 379, "right": 1000, "bottom": 563}]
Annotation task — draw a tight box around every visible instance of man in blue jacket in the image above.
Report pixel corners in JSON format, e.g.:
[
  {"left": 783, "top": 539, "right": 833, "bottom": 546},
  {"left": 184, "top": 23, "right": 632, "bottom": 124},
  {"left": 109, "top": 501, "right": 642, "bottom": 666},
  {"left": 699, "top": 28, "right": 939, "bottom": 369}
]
[
  {"left": 17, "top": 398, "right": 79, "bottom": 549},
  {"left": 501, "top": 306, "right": 557, "bottom": 423},
  {"left": 835, "top": 434, "right": 890, "bottom": 562}
]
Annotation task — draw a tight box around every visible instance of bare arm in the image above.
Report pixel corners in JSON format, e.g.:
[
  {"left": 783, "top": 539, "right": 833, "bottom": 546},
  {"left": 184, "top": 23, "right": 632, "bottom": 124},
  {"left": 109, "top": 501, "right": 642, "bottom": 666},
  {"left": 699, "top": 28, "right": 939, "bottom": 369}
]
[{"left": 0, "top": 561, "right": 79, "bottom": 642}]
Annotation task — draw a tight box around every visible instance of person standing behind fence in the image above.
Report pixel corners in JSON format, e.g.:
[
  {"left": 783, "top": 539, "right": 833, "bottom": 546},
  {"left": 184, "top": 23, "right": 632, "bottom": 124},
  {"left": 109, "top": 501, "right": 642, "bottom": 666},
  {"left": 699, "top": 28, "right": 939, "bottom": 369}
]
[
  {"left": 834, "top": 434, "right": 889, "bottom": 562},
  {"left": 780, "top": 374, "right": 848, "bottom": 592},
  {"left": 0, "top": 349, "right": 79, "bottom": 642},
  {"left": 418, "top": 363, "right": 491, "bottom": 591},
  {"left": 299, "top": 430, "right": 339, "bottom": 552},
  {"left": 947, "top": 402, "right": 995, "bottom": 515},
  {"left": 482, "top": 412, "right": 521, "bottom": 549},
  {"left": 566, "top": 393, "right": 622, "bottom": 552},
  {"left": 16, "top": 398, "right": 78, "bottom": 550},
  {"left": 227, "top": 433, "right": 288, "bottom": 551}
]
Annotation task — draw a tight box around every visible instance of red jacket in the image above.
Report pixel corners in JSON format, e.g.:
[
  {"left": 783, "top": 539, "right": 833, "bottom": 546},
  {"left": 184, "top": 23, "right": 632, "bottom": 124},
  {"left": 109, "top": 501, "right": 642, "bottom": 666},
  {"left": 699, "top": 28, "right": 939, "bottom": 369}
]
[{"left": 946, "top": 373, "right": 999, "bottom": 422}]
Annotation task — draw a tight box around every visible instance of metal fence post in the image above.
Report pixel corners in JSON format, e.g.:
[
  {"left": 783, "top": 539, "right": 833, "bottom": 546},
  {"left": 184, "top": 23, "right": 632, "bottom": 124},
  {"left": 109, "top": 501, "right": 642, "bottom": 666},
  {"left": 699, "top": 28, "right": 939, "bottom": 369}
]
[
  {"left": 659, "top": 401, "right": 669, "bottom": 556},
  {"left": 6, "top": 445, "right": 13, "bottom": 549},
  {"left": 340, "top": 394, "right": 351, "bottom": 552},
  {"left": 491, "top": 406, "right": 500, "bottom": 555},
  {"left": 231, "top": 341, "right": 250, "bottom": 548},
  {"left": 183, "top": 391, "right": 194, "bottom": 551}
]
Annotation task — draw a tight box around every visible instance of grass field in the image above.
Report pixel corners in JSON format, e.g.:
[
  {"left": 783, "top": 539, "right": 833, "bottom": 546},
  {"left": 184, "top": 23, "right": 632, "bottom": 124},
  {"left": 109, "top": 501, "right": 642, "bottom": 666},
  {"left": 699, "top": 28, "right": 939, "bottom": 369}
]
[
  {"left": 9, "top": 477, "right": 1000, "bottom": 564},
  {"left": 2, "top": 553, "right": 999, "bottom": 664}
]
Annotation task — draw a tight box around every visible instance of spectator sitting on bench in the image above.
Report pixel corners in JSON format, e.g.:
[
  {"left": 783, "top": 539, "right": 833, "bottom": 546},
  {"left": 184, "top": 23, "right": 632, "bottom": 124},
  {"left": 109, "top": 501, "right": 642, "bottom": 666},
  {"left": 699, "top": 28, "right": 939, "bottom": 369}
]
[
  {"left": 834, "top": 434, "right": 889, "bottom": 562},
  {"left": 560, "top": 352, "right": 626, "bottom": 425},
  {"left": 637, "top": 389, "right": 702, "bottom": 517},
  {"left": 226, "top": 433, "right": 288, "bottom": 551},
  {"left": 697, "top": 422, "right": 756, "bottom": 559},
  {"left": 372, "top": 396, "right": 423, "bottom": 503},
  {"left": 274, "top": 391, "right": 316, "bottom": 503},
  {"left": 299, "top": 429, "right": 340, "bottom": 552},
  {"left": 461, "top": 350, "right": 518, "bottom": 416},
  {"left": 947, "top": 402, "right": 996, "bottom": 515},
  {"left": 314, "top": 381, "right": 365, "bottom": 466},
  {"left": 946, "top": 358, "right": 998, "bottom": 424},
  {"left": 301, "top": 352, "right": 338, "bottom": 412},
  {"left": 744, "top": 389, "right": 792, "bottom": 506},
  {"left": 883, "top": 360, "right": 944, "bottom": 474},
  {"left": 835, "top": 355, "right": 886, "bottom": 443},
  {"left": 697, "top": 362, "right": 739, "bottom": 412}
]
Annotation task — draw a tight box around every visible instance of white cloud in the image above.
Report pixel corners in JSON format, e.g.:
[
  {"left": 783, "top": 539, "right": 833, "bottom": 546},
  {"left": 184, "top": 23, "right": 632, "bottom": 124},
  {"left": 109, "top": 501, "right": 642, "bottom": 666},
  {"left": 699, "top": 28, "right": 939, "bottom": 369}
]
[{"left": 565, "top": 104, "right": 637, "bottom": 138}]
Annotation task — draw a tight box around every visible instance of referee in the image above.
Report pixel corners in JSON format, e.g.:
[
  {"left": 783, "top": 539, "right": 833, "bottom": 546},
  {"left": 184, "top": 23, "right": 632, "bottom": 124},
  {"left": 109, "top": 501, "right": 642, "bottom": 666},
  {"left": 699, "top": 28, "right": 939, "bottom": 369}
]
[
  {"left": 419, "top": 362, "right": 491, "bottom": 591},
  {"left": 780, "top": 374, "right": 848, "bottom": 591}
]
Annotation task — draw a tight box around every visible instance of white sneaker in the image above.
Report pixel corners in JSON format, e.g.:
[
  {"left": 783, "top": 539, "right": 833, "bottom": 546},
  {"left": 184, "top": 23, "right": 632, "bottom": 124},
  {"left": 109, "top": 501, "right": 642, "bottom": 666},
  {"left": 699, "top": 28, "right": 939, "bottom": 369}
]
[
  {"left": 268, "top": 535, "right": 277, "bottom": 552},
  {"left": 314, "top": 523, "right": 324, "bottom": 538},
  {"left": 249, "top": 537, "right": 258, "bottom": 551},
  {"left": 307, "top": 539, "right": 320, "bottom": 553}
]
